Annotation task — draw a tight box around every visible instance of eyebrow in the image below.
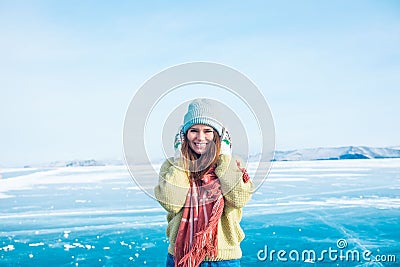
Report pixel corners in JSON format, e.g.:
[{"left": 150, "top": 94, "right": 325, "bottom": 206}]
[{"left": 189, "top": 127, "right": 213, "bottom": 131}]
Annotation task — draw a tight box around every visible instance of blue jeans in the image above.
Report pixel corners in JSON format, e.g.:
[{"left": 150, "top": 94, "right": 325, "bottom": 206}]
[{"left": 166, "top": 253, "right": 241, "bottom": 267}]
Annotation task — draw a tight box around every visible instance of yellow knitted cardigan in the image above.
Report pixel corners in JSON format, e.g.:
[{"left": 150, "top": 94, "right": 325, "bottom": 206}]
[{"left": 154, "top": 154, "right": 253, "bottom": 261}]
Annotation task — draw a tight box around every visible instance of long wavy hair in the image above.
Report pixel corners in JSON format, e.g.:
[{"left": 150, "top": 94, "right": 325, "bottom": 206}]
[{"left": 181, "top": 128, "right": 221, "bottom": 181}]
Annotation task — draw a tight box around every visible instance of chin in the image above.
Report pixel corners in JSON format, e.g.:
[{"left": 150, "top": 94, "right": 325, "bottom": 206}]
[
  {"left": 192, "top": 149, "right": 206, "bottom": 155},
  {"left": 190, "top": 146, "right": 207, "bottom": 155}
]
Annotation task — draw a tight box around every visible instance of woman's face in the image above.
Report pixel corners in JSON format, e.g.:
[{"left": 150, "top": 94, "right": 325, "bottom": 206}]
[{"left": 186, "top": 124, "right": 215, "bottom": 155}]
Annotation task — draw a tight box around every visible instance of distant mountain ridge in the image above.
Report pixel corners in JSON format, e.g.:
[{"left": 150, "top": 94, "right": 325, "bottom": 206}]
[
  {"left": 272, "top": 146, "right": 400, "bottom": 161},
  {"left": 39, "top": 146, "right": 400, "bottom": 167},
  {"left": 48, "top": 159, "right": 105, "bottom": 167}
]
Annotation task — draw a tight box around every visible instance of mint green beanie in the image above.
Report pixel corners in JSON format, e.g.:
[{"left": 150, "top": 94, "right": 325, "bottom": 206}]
[{"left": 183, "top": 99, "right": 224, "bottom": 136}]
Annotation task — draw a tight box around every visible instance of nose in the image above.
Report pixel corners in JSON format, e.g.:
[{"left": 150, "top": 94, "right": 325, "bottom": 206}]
[{"left": 197, "top": 131, "right": 205, "bottom": 141}]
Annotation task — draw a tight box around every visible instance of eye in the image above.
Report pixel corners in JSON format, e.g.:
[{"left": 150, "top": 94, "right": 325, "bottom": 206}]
[{"left": 189, "top": 129, "right": 198, "bottom": 133}]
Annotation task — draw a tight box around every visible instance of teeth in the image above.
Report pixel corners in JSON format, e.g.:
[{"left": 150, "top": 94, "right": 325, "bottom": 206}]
[{"left": 195, "top": 143, "right": 207, "bottom": 147}]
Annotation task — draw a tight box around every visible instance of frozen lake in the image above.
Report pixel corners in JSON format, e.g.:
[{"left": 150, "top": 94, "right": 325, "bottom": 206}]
[{"left": 1, "top": 159, "right": 399, "bottom": 266}]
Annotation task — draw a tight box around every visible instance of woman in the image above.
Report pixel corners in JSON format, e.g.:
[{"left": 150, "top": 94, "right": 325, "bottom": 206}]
[{"left": 154, "top": 99, "right": 253, "bottom": 267}]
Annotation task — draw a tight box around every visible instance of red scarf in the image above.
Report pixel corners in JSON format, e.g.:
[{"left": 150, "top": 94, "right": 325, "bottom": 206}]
[{"left": 174, "top": 166, "right": 224, "bottom": 267}]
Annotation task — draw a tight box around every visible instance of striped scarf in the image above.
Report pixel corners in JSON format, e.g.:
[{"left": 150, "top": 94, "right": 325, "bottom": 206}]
[{"left": 174, "top": 166, "right": 224, "bottom": 267}]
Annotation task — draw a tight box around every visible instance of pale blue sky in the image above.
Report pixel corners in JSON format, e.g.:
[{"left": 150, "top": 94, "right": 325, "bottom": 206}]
[{"left": 1, "top": 0, "right": 399, "bottom": 166}]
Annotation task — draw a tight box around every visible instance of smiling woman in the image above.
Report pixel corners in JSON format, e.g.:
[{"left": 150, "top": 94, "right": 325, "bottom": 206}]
[
  {"left": 186, "top": 125, "right": 215, "bottom": 155},
  {"left": 154, "top": 98, "right": 253, "bottom": 267},
  {"left": 181, "top": 125, "right": 221, "bottom": 182}
]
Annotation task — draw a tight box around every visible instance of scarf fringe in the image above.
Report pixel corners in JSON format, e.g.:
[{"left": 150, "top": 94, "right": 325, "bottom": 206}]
[{"left": 175, "top": 194, "right": 224, "bottom": 267}]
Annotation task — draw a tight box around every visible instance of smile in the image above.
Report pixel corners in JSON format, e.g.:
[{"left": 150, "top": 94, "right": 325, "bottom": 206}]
[{"left": 194, "top": 142, "right": 208, "bottom": 148}]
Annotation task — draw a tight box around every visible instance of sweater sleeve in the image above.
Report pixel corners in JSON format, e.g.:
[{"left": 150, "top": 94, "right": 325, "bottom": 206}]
[
  {"left": 154, "top": 158, "right": 190, "bottom": 214},
  {"left": 215, "top": 155, "right": 253, "bottom": 208}
]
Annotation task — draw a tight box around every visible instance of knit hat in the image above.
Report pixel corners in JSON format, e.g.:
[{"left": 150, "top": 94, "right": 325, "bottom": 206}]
[{"left": 182, "top": 99, "right": 224, "bottom": 136}]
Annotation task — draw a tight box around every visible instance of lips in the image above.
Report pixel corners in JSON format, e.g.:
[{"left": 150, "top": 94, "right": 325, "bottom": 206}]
[{"left": 194, "top": 142, "right": 207, "bottom": 148}]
